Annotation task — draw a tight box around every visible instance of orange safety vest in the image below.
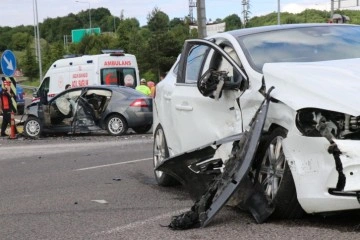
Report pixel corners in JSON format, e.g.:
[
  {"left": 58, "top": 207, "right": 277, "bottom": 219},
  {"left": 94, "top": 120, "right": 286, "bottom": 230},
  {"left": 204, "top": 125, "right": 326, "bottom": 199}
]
[{"left": 1, "top": 93, "right": 10, "bottom": 110}]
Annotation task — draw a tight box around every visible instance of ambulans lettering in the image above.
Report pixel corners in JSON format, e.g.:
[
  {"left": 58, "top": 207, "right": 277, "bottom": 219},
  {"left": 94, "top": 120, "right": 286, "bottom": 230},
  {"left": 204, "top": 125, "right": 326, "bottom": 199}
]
[{"left": 104, "top": 60, "right": 131, "bottom": 66}]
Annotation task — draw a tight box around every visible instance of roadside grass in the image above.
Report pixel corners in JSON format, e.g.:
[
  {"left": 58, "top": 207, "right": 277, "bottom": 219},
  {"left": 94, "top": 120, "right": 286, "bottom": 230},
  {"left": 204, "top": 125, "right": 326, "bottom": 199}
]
[{"left": 18, "top": 78, "right": 40, "bottom": 95}]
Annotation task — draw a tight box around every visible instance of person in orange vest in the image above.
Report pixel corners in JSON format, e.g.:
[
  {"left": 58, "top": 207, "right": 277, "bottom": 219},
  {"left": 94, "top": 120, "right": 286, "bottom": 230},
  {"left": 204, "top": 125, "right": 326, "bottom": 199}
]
[{"left": 0, "top": 81, "right": 13, "bottom": 136}]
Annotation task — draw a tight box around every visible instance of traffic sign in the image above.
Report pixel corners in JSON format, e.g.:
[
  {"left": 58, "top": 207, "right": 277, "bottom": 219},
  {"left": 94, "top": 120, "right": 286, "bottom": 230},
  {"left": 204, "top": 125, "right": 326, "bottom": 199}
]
[{"left": 1, "top": 50, "right": 17, "bottom": 77}]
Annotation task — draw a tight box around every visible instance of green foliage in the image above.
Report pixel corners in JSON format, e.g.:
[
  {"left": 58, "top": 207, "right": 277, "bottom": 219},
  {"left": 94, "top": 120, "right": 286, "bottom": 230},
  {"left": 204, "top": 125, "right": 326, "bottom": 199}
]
[
  {"left": 147, "top": 8, "right": 170, "bottom": 32},
  {"left": 10, "top": 32, "right": 31, "bottom": 51},
  {"left": 21, "top": 45, "right": 38, "bottom": 81},
  {"left": 224, "top": 14, "right": 242, "bottom": 31},
  {"left": 141, "top": 71, "right": 157, "bottom": 83},
  {"left": 6, "top": 6, "right": 360, "bottom": 82}
]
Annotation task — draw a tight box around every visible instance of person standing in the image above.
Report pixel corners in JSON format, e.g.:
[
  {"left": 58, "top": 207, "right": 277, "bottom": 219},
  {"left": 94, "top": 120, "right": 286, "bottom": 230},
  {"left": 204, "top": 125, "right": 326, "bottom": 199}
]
[
  {"left": 0, "top": 81, "right": 13, "bottom": 136},
  {"left": 135, "top": 79, "right": 151, "bottom": 96},
  {"left": 147, "top": 81, "right": 156, "bottom": 98}
]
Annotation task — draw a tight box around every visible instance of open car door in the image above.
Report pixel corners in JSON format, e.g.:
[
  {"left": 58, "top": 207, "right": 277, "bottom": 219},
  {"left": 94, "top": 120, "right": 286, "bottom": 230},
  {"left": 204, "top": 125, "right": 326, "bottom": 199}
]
[
  {"left": 165, "top": 39, "right": 248, "bottom": 155},
  {"left": 72, "top": 88, "right": 112, "bottom": 132}
]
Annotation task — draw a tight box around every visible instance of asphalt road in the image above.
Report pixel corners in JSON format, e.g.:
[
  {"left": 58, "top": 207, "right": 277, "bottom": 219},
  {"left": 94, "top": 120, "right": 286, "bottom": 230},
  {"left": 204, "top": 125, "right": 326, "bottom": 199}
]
[{"left": 0, "top": 133, "right": 359, "bottom": 240}]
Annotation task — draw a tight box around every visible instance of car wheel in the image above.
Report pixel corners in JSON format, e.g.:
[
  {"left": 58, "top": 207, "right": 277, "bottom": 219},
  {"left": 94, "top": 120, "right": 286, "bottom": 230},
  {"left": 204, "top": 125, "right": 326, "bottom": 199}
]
[
  {"left": 254, "top": 127, "right": 304, "bottom": 219},
  {"left": 153, "top": 125, "right": 178, "bottom": 186},
  {"left": 132, "top": 124, "right": 152, "bottom": 134},
  {"left": 106, "top": 114, "right": 127, "bottom": 136},
  {"left": 24, "top": 116, "right": 42, "bottom": 138}
]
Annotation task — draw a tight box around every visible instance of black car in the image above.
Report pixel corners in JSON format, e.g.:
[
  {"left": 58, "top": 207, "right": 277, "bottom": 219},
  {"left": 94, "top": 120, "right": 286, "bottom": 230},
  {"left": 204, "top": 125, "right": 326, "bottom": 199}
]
[{"left": 23, "top": 85, "right": 153, "bottom": 138}]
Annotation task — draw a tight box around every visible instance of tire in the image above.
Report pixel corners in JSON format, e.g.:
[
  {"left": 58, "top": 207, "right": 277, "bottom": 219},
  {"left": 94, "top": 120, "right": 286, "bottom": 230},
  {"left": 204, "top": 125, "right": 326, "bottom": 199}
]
[
  {"left": 132, "top": 124, "right": 152, "bottom": 134},
  {"left": 106, "top": 114, "right": 127, "bottom": 136},
  {"left": 24, "top": 116, "right": 42, "bottom": 139},
  {"left": 254, "top": 127, "right": 304, "bottom": 219},
  {"left": 153, "top": 125, "right": 178, "bottom": 186}
]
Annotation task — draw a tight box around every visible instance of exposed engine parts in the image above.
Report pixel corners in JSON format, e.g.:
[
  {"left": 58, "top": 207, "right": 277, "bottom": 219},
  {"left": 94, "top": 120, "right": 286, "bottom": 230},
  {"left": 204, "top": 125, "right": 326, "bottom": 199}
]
[
  {"left": 296, "top": 108, "right": 360, "bottom": 140},
  {"left": 296, "top": 108, "right": 358, "bottom": 192}
]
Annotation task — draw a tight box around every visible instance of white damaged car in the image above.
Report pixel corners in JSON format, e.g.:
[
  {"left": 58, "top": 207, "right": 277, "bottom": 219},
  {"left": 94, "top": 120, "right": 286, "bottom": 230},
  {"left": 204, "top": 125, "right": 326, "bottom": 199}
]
[{"left": 152, "top": 24, "right": 360, "bottom": 229}]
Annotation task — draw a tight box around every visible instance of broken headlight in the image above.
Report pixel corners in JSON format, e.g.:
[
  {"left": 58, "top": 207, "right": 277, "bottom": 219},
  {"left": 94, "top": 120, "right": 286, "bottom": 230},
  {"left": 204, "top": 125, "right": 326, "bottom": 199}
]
[{"left": 296, "top": 108, "right": 360, "bottom": 140}]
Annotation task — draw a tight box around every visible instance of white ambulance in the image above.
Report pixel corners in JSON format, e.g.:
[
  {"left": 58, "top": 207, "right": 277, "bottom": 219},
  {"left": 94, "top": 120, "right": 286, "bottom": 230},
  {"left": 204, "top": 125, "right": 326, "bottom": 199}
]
[{"left": 34, "top": 50, "right": 140, "bottom": 101}]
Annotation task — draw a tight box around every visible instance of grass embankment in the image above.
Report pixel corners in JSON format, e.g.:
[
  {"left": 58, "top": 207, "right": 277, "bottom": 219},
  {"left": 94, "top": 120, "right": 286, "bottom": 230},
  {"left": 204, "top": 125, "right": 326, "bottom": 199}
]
[{"left": 18, "top": 78, "right": 41, "bottom": 96}]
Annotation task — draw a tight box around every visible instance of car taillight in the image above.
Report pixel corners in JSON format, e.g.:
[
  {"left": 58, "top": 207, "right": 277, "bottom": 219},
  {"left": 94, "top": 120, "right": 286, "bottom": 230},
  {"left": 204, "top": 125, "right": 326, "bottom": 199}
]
[{"left": 130, "top": 99, "right": 148, "bottom": 107}]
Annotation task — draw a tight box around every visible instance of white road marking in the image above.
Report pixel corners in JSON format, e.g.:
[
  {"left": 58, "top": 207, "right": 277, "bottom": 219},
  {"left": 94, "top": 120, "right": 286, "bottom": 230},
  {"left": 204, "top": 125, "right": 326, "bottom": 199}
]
[
  {"left": 91, "top": 200, "right": 109, "bottom": 204},
  {"left": 74, "top": 157, "right": 152, "bottom": 171},
  {"left": 95, "top": 208, "right": 189, "bottom": 236}
]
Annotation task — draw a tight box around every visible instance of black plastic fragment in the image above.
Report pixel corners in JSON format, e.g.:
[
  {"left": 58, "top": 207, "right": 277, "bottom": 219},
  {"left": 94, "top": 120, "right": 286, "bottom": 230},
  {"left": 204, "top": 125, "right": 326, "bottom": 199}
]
[{"left": 164, "top": 87, "right": 274, "bottom": 230}]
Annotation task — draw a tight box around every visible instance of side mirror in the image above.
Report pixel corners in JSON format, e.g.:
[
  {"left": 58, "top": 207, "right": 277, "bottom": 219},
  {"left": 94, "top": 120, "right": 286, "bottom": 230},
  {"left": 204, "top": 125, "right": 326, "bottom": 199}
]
[{"left": 198, "top": 69, "right": 243, "bottom": 100}]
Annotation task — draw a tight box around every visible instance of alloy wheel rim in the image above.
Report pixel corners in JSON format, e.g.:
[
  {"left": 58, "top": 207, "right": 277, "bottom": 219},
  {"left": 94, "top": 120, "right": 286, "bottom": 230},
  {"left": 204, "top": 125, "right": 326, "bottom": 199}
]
[
  {"left": 109, "top": 117, "right": 123, "bottom": 134},
  {"left": 26, "top": 120, "right": 40, "bottom": 137},
  {"left": 154, "top": 128, "right": 166, "bottom": 179},
  {"left": 258, "top": 136, "right": 286, "bottom": 200}
]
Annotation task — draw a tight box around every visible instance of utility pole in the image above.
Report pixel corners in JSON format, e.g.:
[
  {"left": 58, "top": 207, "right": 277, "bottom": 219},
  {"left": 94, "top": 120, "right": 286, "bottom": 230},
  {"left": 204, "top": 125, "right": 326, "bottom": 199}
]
[
  {"left": 331, "top": 0, "right": 334, "bottom": 18},
  {"left": 196, "top": 0, "right": 207, "bottom": 38},
  {"left": 277, "top": 0, "right": 281, "bottom": 25},
  {"left": 33, "top": 0, "right": 42, "bottom": 82},
  {"left": 189, "top": 0, "right": 196, "bottom": 24},
  {"left": 242, "top": 0, "right": 250, "bottom": 28}
]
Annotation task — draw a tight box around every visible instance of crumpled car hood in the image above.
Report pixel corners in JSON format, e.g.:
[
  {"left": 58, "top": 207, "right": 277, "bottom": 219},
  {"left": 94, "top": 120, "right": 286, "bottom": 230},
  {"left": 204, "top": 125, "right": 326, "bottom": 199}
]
[{"left": 263, "top": 58, "right": 360, "bottom": 116}]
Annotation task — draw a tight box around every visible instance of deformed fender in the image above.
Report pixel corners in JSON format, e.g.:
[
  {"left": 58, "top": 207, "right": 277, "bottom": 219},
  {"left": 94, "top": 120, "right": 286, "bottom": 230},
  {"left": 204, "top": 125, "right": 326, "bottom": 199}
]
[
  {"left": 157, "top": 133, "right": 244, "bottom": 200},
  {"left": 158, "top": 87, "right": 275, "bottom": 229}
]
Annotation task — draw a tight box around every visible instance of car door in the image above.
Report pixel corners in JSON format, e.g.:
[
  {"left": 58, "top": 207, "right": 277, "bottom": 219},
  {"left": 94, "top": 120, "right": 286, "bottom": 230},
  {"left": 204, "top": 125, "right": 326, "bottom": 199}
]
[
  {"left": 168, "top": 39, "right": 248, "bottom": 154},
  {"left": 48, "top": 89, "right": 83, "bottom": 127}
]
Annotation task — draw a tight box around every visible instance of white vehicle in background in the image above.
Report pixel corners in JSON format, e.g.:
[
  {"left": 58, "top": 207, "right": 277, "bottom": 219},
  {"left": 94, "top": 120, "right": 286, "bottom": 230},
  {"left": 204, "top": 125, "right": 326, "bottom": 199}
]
[
  {"left": 153, "top": 24, "right": 360, "bottom": 228},
  {"left": 33, "top": 50, "right": 140, "bottom": 102}
]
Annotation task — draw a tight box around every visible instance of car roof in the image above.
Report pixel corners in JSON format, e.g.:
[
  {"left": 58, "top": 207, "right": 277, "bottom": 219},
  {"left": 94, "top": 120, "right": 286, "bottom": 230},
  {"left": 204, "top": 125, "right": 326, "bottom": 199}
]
[
  {"left": 226, "top": 23, "right": 358, "bottom": 38},
  {"left": 67, "top": 85, "right": 148, "bottom": 97}
]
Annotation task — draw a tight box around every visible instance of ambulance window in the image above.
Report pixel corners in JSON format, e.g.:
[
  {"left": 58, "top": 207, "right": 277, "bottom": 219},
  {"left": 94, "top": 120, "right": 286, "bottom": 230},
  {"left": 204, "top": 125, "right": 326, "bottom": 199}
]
[
  {"left": 123, "top": 68, "right": 136, "bottom": 88},
  {"left": 102, "top": 69, "right": 119, "bottom": 86},
  {"left": 100, "top": 68, "right": 136, "bottom": 88},
  {"left": 38, "top": 77, "right": 50, "bottom": 96}
]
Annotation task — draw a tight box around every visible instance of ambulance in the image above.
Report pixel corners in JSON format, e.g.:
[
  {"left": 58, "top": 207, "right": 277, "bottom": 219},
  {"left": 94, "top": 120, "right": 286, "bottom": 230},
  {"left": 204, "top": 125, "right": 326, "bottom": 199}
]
[{"left": 33, "top": 50, "right": 140, "bottom": 101}]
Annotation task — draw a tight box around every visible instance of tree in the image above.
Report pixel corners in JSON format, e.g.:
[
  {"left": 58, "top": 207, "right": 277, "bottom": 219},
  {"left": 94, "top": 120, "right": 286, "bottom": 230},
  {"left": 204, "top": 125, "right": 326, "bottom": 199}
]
[
  {"left": 22, "top": 45, "right": 38, "bottom": 81},
  {"left": 116, "top": 18, "right": 140, "bottom": 52},
  {"left": 224, "top": 14, "right": 242, "bottom": 31},
  {"left": 147, "top": 8, "right": 169, "bottom": 32},
  {"left": 10, "top": 32, "right": 31, "bottom": 51}
]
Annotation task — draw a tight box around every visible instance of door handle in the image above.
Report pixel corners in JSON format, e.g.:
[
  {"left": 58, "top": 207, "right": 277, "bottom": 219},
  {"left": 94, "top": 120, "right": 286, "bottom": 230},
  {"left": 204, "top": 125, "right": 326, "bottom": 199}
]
[{"left": 175, "top": 104, "right": 193, "bottom": 111}]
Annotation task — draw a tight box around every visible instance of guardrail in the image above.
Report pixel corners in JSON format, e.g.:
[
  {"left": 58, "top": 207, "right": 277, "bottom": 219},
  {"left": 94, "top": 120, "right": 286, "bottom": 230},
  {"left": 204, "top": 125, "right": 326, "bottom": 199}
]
[{"left": 19, "top": 85, "right": 37, "bottom": 90}]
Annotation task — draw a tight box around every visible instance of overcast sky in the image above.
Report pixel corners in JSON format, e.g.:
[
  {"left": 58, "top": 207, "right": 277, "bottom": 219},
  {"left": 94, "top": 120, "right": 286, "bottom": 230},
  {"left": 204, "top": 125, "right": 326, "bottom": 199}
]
[{"left": 1, "top": 0, "right": 359, "bottom": 27}]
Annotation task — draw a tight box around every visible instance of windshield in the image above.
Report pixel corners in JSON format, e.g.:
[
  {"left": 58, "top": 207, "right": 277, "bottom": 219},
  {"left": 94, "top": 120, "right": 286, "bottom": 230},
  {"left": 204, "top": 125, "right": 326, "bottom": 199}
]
[{"left": 238, "top": 25, "right": 360, "bottom": 72}]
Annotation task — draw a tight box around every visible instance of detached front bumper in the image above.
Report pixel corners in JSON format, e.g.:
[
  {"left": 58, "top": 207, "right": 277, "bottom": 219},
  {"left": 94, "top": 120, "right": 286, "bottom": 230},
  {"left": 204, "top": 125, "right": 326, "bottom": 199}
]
[{"left": 283, "top": 135, "right": 360, "bottom": 213}]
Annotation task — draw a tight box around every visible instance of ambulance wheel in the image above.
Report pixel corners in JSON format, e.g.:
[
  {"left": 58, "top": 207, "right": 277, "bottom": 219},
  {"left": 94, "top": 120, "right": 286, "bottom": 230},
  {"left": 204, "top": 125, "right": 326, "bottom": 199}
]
[
  {"left": 153, "top": 125, "right": 178, "bottom": 186},
  {"left": 24, "top": 116, "right": 42, "bottom": 139},
  {"left": 106, "top": 114, "right": 128, "bottom": 136}
]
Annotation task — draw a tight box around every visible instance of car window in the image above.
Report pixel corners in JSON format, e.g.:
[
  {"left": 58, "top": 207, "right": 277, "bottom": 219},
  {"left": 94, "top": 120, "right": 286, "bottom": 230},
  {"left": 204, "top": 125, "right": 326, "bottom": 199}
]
[
  {"left": 185, "top": 45, "right": 209, "bottom": 83},
  {"left": 57, "top": 89, "right": 82, "bottom": 102},
  {"left": 239, "top": 25, "right": 360, "bottom": 72}
]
